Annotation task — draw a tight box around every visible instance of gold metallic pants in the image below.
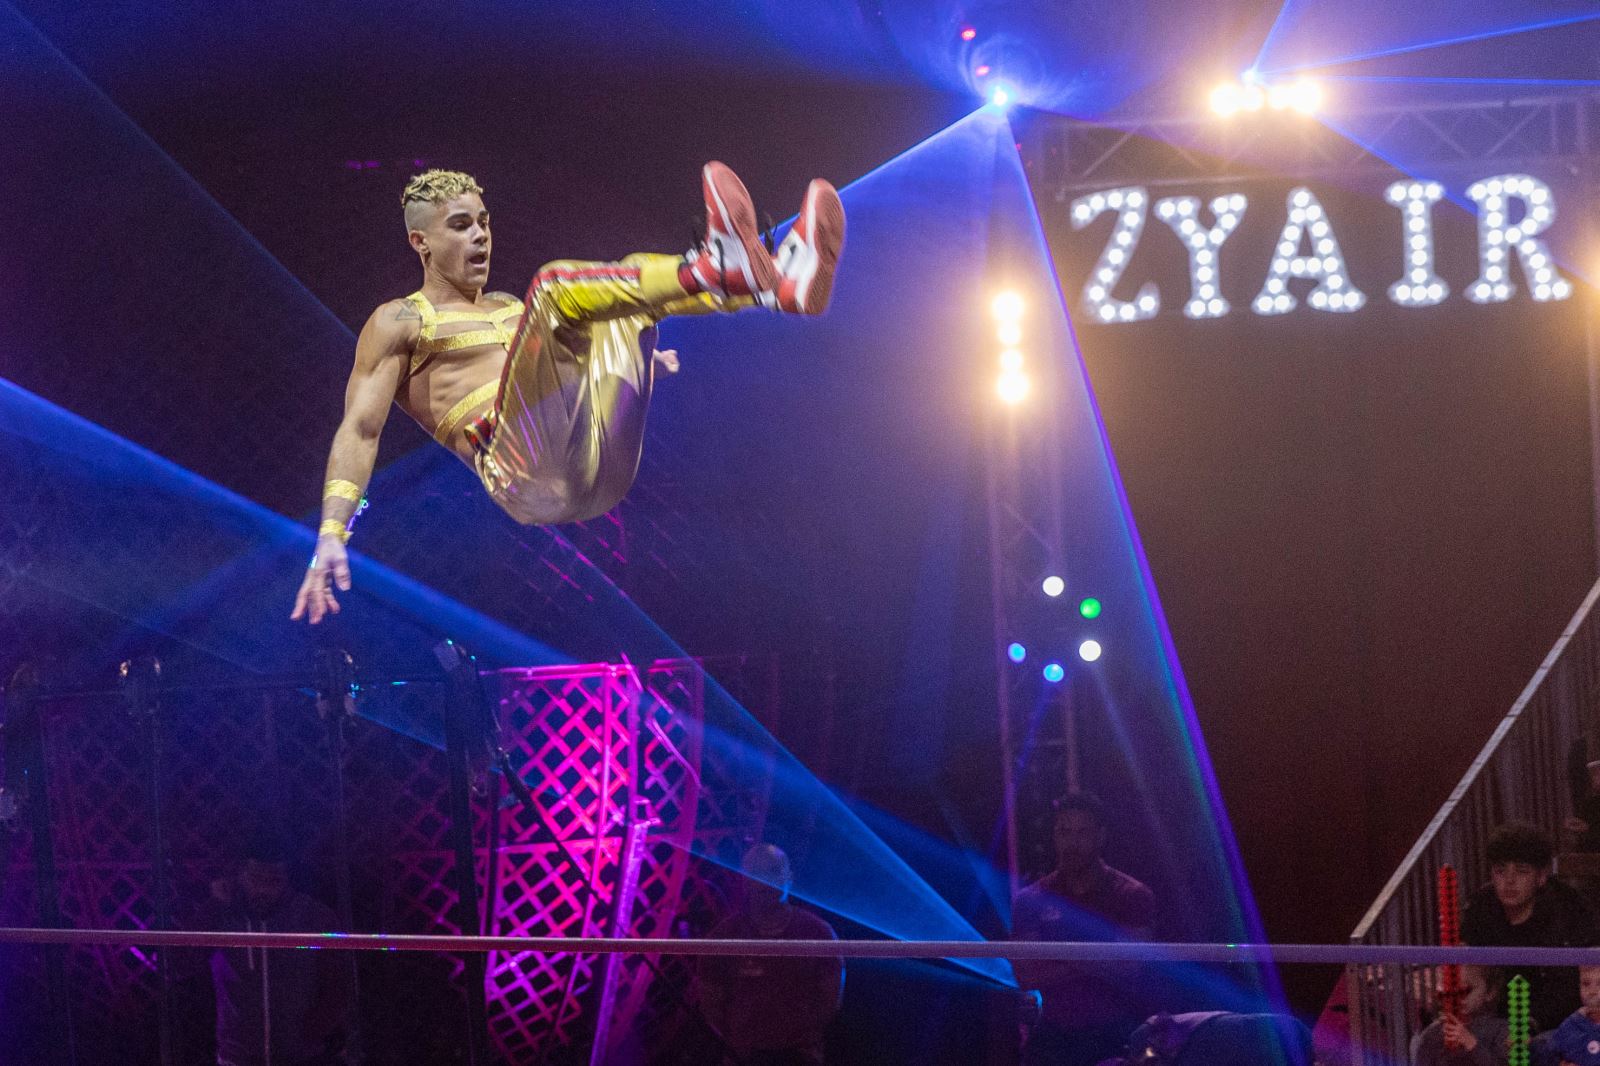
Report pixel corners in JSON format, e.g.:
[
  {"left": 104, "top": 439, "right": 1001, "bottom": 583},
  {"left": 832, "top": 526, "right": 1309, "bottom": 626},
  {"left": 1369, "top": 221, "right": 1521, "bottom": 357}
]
[{"left": 476, "top": 253, "right": 726, "bottom": 525}]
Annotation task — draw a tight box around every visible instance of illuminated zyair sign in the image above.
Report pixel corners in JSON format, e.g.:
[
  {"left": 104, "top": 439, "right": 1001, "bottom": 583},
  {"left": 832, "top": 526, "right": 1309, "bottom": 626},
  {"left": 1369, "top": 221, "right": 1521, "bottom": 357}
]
[{"left": 1072, "top": 175, "right": 1572, "bottom": 324}]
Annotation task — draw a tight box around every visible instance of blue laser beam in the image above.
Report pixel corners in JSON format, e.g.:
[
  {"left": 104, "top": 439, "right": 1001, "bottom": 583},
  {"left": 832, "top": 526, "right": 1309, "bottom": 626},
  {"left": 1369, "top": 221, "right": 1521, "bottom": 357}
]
[
  {"left": 1321, "top": 74, "right": 1600, "bottom": 87},
  {"left": 1249, "top": 0, "right": 1307, "bottom": 79},
  {"left": 1261, "top": 10, "right": 1600, "bottom": 75}
]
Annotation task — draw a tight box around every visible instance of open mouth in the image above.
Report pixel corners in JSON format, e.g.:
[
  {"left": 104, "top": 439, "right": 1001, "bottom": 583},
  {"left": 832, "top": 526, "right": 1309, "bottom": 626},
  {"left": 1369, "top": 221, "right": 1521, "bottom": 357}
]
[{"left": 468, "top": 251, "right": 489, "bottom": 267}]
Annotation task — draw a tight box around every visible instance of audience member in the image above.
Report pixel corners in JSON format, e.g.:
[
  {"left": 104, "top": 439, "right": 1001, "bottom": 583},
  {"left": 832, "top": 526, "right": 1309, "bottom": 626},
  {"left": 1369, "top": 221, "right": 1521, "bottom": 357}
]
[
  {"left": 1564, "top": 746, "right": 1600, "bottom": 854},
  {"left": 1462, "top": 822, "right": 1599, "bottom": 1033},
  {"left": 695, "top": 843, "right": 844, "bottom": 1065},
  {"left": 1012, "top": 791, "right": 1157, "bottom": 1066},
  {"left": 1412, "top": 965, "right": 1509, "bottom": 1066},
  {"left": 1544, "top": 965, "right": 1600, "bottom": 1066},
  {"left": 200, "top": 832, "right": 352, "bottom": 1066}
]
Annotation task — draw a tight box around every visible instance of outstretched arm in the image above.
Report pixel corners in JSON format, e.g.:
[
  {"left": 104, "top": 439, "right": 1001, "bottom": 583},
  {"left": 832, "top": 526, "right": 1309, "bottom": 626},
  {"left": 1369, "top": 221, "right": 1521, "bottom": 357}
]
[{"left": 291, "top": 303, "right": 410, "bottom": 623}]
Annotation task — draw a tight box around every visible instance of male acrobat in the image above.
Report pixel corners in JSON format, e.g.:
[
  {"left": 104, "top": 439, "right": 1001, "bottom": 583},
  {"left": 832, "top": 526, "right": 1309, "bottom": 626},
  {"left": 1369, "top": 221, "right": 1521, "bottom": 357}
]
[{"left": 292, "top": 162, "right": 843, "bottom": 624}]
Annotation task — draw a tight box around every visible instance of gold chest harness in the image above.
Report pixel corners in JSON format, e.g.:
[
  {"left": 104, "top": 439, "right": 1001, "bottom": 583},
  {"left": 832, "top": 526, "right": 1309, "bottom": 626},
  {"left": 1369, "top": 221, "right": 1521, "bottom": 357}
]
[{"left": 402, "top": 291, "right": 525, "bottom": 445}]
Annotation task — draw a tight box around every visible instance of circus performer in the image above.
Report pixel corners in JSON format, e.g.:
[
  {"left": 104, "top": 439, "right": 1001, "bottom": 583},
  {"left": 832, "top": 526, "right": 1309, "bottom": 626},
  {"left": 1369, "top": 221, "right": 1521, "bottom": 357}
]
[{"left": 292, "top": 161, "right": 844, "bottom": 624}]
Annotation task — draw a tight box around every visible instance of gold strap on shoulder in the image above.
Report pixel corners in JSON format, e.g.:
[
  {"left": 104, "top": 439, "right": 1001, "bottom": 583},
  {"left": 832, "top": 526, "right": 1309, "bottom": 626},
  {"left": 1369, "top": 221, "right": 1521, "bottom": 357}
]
[
  {"left": 405, "top": 292, "right": 437, "bottom": 337},
  {"left": 433, "top": 380, "right": 501, "bottom": 445},
  {"left": 491, "top": 299, "right": 525, "bottom": 320}
]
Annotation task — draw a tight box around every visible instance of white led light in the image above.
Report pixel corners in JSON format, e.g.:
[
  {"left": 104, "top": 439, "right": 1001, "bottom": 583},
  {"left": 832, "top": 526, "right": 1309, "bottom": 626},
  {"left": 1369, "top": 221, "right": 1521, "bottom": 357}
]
[
  {"left": 1254, "top": 187, "right": 1364, "bottom": 316},
  {"left": 1384, "top": 179, "right": 1448, "bottom": 308},
  {"left": 991, "top": 291, "right": 1024, "bottom": 320},
  {"left": 1156, "top": 194, "right": 1246, "bottom": 320},
  {"left": 1210, "top": 82, "right": 1242, "bottom": 117},
  {"left": 1466, "top": 173, "right": 1570, "bottom": 303},
  {"left": 997, "top": 371, "right": 1030, "bottom": 405},
  {"left": 1073, "top": 186, "right": 1159, "bottom": 323}
]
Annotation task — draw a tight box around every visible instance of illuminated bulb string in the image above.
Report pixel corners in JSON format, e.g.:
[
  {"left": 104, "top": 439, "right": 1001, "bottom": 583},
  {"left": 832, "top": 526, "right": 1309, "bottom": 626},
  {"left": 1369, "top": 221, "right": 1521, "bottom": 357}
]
[
  {"left": 1466, "top": 175, "right": 1572, "bottom": 304},
  {"left": 1253, "top": 187, "right": 1365, "bottom": 316},
  {"left": 1155, "top": 195, "right": 1246, "bottom": 319},
  {"left": 1072, "top": 187, "right": 1159, "bottom": 323},
  {"left": 1387, "top": 181, "right": 1449, "bottom": 307}
]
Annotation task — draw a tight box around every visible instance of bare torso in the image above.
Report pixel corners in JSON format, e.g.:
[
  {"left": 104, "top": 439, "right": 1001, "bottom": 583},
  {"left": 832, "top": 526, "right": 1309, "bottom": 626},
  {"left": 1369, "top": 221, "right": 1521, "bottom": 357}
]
[{"left": 385, "top": 290, "right": 521, "bottom": 466}]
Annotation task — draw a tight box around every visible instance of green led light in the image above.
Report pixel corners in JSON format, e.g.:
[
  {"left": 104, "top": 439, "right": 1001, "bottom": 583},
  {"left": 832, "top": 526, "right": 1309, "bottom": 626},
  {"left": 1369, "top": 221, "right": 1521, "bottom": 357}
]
[{"left": 1079, "top": 597, "right": 1102, "bottom": 619}]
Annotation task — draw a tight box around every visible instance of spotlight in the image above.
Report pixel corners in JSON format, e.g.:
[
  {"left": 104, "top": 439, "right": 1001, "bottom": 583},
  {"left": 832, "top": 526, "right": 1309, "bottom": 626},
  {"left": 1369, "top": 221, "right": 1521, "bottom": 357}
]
[
  {"left": 1041, "top": 575, "right": 1065, "bottom": 598},
  {"left": 1008, "top": 642, "right": 1027, "bottom": 663},
  {"left": 989, "top": 83, "right": 1013, "bottom": 108},
  {"left": 1210, "top": 76, "right": 1317, "bottom": 118},
  {"left": 1289, "top": 79, "right": 1323, "bottom": 114},
  {"left": 961, "top": 26, "right": 977, "bottom": 41},
  {"left": 997, "top": 372, "right": 1031, "bottom": 405},
  {"left": 1078, "top": 597, "right": 1102, "bottom": 619},
  {"left": 991, "top": 291, "right": 1024, "bottom": 321},
  {"left": 1209, "top": 82, "right": 1242, "bottom": 117},
  {"left": 974, "top": 64, "right": 991, "bottom": 77},
  {"left": 1043, "top": 662, "right": 1065, "bottom": 683},
  {"left": 1078, "top": 639, "right": 1103, "bottom": 663}
]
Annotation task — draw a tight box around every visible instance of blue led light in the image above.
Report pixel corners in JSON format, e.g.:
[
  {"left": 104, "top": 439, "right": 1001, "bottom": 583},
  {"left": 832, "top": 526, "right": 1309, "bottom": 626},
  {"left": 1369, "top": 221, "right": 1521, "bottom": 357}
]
[
  {"left": 1042, "top": 662, "right": 1065, "bottom": 683},
  {"left": 1008, "top": 642, "right": 1027, "bottom": 663}
]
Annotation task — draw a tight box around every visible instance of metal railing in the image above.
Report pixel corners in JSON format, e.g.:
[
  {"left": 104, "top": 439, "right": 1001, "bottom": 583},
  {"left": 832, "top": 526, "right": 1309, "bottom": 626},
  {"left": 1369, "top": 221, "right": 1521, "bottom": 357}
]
[{"left": 1347, "top": 576, "right": 1600, "bottom": 1066}]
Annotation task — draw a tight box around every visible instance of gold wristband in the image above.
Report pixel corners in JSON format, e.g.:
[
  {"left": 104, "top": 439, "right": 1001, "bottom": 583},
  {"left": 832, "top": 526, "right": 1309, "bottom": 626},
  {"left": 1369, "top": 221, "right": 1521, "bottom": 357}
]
[
  {"left": 323, "top": 479, "right": 363, "bottom": 503},
  {"left": 318, "top": 519, "right": 352, "bottom": 544}
]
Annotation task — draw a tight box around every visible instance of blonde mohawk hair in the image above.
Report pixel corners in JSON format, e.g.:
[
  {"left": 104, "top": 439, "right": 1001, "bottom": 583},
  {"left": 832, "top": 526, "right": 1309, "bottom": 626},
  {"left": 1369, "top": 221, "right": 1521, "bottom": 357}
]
[{"left": 401, "top": 169, "right": 483, "bottom": 209}]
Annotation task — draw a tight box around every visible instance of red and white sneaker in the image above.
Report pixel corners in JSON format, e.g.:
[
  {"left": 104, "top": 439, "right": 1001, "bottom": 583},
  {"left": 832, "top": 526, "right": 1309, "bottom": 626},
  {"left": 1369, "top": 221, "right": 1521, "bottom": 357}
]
[
  {"left": 684, "top": 161, "right": 779, "bottom": 301},
  {"left": 768, "top": 178, "right": 845, "bottom": 315}
]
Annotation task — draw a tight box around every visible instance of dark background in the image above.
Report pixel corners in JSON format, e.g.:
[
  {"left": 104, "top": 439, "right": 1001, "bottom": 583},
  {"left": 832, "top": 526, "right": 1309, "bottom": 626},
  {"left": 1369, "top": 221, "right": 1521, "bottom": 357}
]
[{"left": 5, "top": 0, "right": 1600, "bottom": 1022}]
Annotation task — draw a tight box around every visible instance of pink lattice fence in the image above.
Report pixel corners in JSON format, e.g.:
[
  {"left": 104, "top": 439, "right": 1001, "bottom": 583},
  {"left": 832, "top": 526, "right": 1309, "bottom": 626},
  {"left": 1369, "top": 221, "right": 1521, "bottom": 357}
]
[{"left": 1, "top": 656, "right": 775, "bottom": 1064}]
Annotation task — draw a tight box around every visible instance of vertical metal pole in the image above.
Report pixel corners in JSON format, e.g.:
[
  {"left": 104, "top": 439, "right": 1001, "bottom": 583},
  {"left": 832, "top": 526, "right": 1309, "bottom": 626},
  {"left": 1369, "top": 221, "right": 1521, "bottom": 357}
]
[
  {"left": 436, "top": 642, "right": 491, "bottom": 1066},
  {"left": 1577, "top": 97, "right": 1600, "bottom": 581},
  {"left": 985, "top": 437, "right": 1023, "bottom": 900},
  {"left": 122, "top": 656, "right": 172, "bottom": 1066},
  {"left": 1061, "top": 686, "right": 1080, "bottom": 794},
  {"left": 7, "top": 667, "right": 77, "bottom": 1066},
  {"left": 314, "top": 650, "right": 366, "bottom": 1065}
]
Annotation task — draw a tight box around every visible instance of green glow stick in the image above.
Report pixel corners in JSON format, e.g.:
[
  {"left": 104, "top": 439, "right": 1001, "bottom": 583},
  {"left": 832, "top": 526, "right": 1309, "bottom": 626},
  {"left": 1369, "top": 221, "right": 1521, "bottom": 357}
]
[{"left": 1507, "top": 974, "right": 1530, "bottom": 1066}]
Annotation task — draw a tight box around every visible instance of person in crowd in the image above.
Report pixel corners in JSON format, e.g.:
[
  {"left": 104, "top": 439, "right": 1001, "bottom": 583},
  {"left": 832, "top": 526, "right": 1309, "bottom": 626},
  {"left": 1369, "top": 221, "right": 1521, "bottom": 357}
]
[
  {"left": 1543, "top": 965, "right": 1600, "bottom": 1066},
  {"left": 1012, "top": 791, "right": 1158, "bottom": 1066},
  {"left": 199, "top": 832, "right": 353, "bottom": 1066},
  {"left": 1412, "top": 965, "right": 1510, "bottom": 1066},
  {"left": 1463, "top": 822, "right": 1599, "bottom": 1033},
  {"left": 1563, "top": 742, "right": 1600, "bottom": 856},
  {"left": 695, "top": 843, "right": 844, "bottom": 1065}
]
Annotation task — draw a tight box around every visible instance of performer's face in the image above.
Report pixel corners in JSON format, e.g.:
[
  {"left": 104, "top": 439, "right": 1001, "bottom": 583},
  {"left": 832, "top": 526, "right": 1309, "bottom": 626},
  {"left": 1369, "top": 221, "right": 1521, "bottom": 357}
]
[{"left": 413, "top": 193, "right": 492, "bottom": 287}]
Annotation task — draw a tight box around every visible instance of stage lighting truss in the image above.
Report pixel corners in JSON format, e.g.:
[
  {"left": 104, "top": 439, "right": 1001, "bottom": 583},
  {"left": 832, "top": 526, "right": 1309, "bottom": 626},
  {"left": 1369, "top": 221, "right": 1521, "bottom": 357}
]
[{"left": 1033, "top": 92, "right": 1594, "bottom": 193}]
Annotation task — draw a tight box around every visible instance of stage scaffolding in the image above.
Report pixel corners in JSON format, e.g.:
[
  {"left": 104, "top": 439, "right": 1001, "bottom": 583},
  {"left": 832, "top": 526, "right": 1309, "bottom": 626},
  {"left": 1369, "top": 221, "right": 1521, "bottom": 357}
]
[{"left": 988, "top": 87, "right": 1600, "bottom": 1042}]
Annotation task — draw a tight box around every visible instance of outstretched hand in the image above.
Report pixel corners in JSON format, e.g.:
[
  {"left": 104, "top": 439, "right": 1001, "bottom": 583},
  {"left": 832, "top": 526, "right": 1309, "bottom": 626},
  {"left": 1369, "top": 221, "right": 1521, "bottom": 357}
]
[
  {"left": 290, "top": 537, "right": 351, "bottom": 624},
  {"left": 653, "top": 348, "right": 680, "bottom": 374}
]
